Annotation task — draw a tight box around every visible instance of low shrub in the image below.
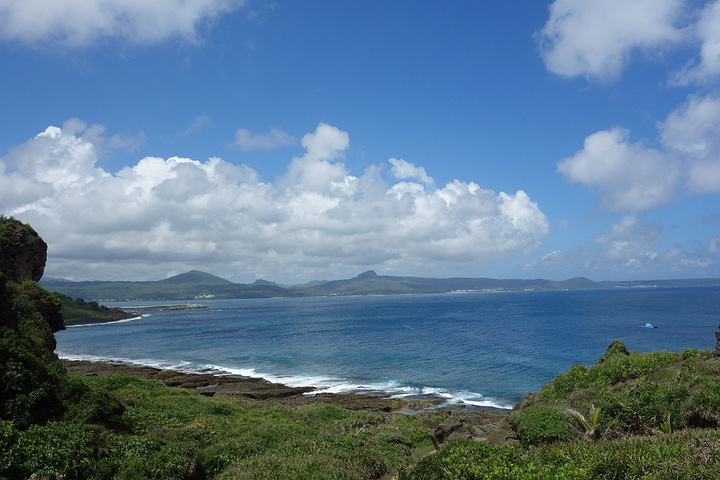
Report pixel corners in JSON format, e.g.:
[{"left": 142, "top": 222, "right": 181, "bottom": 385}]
[
  {"left": 399, "top": 439, "right": 578, "bottom": 480},
  {"left": 509, "top": 406, "right": 577, "bottom": 446},
  {"left": 515, "top": 341, "right": 720, "bottom": 437}
]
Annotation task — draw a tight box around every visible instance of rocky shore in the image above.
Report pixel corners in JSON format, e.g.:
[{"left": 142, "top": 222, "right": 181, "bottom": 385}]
[
  {"left": 61, "top": 359, "right": 513, "bottom": 443},
  {"left": 62, "top": 359, "right": 443, "bottom": 413}
]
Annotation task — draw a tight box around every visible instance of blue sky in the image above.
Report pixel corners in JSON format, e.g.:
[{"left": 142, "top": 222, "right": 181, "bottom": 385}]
[{"left": 1, "top": 0, "right": 719, "bottom": 283}]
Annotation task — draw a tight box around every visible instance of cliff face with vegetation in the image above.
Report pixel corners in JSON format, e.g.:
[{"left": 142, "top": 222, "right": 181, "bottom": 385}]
[
  {"left": 0, "top": 217, "right": 72, "bottom": 428},
  {"left": 0, "top": 217, "right": 63, "bottom": 333},
  {"left": 0, "top": 216, "right": 47, "bottom": 283}
]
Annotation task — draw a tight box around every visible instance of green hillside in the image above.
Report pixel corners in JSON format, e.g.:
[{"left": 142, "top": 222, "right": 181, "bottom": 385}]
[
  {"left": 158, "top": 270, "right": 233, "bottom": 285},
  {"left": 41, "top": 273, "right": 292, "bottom": 301},
  {"left": 41, "top": 268, "right": 720, "bottom": 301},
  {"left": 400, "top": 341, "right": 720, "bottom": 479}
]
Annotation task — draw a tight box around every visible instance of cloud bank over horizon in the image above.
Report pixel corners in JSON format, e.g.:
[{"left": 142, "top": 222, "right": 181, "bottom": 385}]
[
  {"left": 1, "top": 121, "right": 550, "bottom": 282},
  {"left": 524, "top": 214, "right": 715, "bottom": 277}
]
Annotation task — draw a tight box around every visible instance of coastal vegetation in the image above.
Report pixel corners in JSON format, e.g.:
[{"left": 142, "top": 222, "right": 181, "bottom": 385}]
[
  {"left": 3, "top": 215, "right": 720, "bottom": 479},
  {"left": 1, "top": 372, "right": 445, "bottom": 479},
  {"left": 54, "top": 293, "right": 136, "bottom": 325},
  {"left": 399, "top": 341, "right": 720, "bottom": 479}
]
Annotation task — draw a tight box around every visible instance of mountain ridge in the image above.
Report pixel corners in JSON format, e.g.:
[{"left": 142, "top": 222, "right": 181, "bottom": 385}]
[{"left": 39, "top": 270, "right": 720, "bottom": 302}]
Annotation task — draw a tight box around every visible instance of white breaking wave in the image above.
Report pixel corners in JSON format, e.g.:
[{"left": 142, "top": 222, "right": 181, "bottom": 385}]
[
  {"left": 56, "top": 352, "right": 513, "bottom": 410},
  {"left": 65, "top": 314, "right": 149, "bottom": 328}
]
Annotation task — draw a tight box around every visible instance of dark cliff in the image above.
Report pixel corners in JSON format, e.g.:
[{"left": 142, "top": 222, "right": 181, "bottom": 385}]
[
  {"left": 0, "top": 216, "right": 63, "bottom": 332},
  {"left": 0, "top": 216, "right": 47, "bottom": 283},
  {"left": 0, "top": 218, "right": 66, "bottom": 428}
]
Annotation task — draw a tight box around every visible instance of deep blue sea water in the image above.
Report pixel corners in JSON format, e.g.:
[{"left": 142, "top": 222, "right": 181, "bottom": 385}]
[{"left": 55, "top": 287, "right": 720, "bottom": 410}]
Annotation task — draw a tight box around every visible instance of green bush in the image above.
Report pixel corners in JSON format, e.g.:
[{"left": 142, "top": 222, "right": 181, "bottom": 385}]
[
  {"left": 528, "top": 430, "right": 720, "bottom": 480},
  {"left": 399, "top": 439, "right": 578, "bottom": 480},
  {"left": 0, "top": 326, "right": 65, "bottom": 428},
  {"left": 1, "top": 421, "right": 100, "bottom": 479},
  {"left": 61, "top": 375, "right": 126, "bottom": 429},
  {"left": 509, "top": 406, "right": 577, "bottom": 446},
  {"left": 517, "top": 341, "right": 720, "bottom": 437}
]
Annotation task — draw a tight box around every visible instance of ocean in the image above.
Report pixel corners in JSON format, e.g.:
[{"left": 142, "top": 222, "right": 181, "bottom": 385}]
[{"left": 55, "top": 287, "right": 720, "bottom": 410}]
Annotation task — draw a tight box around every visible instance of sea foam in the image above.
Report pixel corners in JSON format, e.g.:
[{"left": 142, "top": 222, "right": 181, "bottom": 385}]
[
  {"left": 66, "top": 314, "right": 148, "bottom": 328},
  {"left": 56, "top": 352, "right": 513, "bottom": 410}
]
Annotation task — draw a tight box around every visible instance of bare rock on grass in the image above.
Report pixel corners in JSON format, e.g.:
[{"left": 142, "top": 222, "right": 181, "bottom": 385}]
[{"left": 430, "top": 416, "right": 473, "bottom": 449}]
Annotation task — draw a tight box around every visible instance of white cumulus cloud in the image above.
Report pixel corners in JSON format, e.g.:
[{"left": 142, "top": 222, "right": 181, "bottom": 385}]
[
  {"left": 659, "top": 94, "right": 720, "bottom": 193},
  {"left": 1, "top": 121, "right": 550, "bottom": 282},
  {"left": 0, "top": 0, "right": 243, "bottom": 47},
  {"left": 590, "top": 215, "right": 713, "bottom": 272},
  {"left": 538, "top": 0, "right": 720, "bottom": 85},
  {"left": 559, "top": 92, "right": 720, "bottom": 210},
  {"left": 557, "top": 127, "right": 682, "bottom": 211},
  {"left": 389, "top": 158, "right": 434, "bottom": 185},
  {"left": 672, "top": 0, "right": 720, "bottom": 85},
  {"left": 536, "top": 0, "right": 685, "bottom": 81}
]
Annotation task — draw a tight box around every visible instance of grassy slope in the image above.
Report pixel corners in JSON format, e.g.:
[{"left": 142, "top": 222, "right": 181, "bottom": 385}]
[
  {"left": 401, "top": 342, "right": 720, "bottom": 479},
  {"left": 1, "top": 373, "right": 445, "bottom": 479},
  {"left": 5, "top": 342, "right": 718, "bottom": 479}
]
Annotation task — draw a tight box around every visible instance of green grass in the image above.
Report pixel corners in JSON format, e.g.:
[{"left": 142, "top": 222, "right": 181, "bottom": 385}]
[
  {"left": 400, "top": 430, "right": 720, "bottom": 480},
  {"left": 399, "top": 341, "right": 720, "bottom": 480},
  {"left": 0, "top": 373, "right": 445, "bottom": 479},
  {"left": 2, "top": 340, "right": 719, "bottom": 479},
  {"left": 510, "top": 342, "right": 720, "bottom": 439}
]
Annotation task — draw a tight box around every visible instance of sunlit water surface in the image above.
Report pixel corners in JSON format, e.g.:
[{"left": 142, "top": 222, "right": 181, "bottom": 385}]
[{"left": 55, "top": 287, "right": 720, "bottom": 409}]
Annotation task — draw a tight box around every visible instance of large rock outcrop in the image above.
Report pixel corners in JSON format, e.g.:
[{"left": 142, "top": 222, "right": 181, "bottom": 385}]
[
  {"left": 0, "top": 216, "right": 63, "bottom": 332},
  {"left": 0, "top": 216, "right": 47, "bottom": 283}
]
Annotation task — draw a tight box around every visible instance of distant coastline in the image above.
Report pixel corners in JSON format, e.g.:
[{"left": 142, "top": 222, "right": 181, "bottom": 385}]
[
  {"left": 41, "top": 269, "right": 720, "bottom": 302},
  {"left": 63, "top": 312, "right": 139, "bottom": 327},
  {"left": 123, "top": 303, "right": 208, "bottom": 312},
  {"left": 62, "top": 304, "right": 208, "bottom": 327}
]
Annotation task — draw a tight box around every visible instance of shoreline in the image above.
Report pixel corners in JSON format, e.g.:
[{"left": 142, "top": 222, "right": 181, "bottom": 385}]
[
  {"left": 59, "top": 312, "right": 517, "bottom": 411},
  {"left": 61, "top": 359, "right": 512, "bottom": 417},
  {"left": 59, "top": 306, "right": 516, "bottom": 413},
  {"left": 63, "top": 312, "right": 140, "bottom": 327},
  {"left": 62, "top": 303, "right": 206, "bottom": 327},
  {"left": 62, "top": 359, "right": 449, "bottom": 413},
  {"left": 123, "top": 303, "right": 208, "bottom": 311}
]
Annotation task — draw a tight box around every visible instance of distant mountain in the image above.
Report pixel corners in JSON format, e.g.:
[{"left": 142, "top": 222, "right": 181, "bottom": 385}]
[
  {"left": 543, "top": 277, "right": 600, "bottom": 290},
  {"left": 40, "top": 270, "right": 286, "bottom": 301},
  {"left": 158, "top": 270, "right": 233, "bottom": 286},
  {"left": 40, "top": 270, "right": 720, "bottom": 302}
]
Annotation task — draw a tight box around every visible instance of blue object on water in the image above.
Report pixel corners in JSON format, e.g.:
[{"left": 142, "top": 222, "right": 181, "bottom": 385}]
[{"left": 641, "top": 323, "right": 658, "bottom": 329}]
